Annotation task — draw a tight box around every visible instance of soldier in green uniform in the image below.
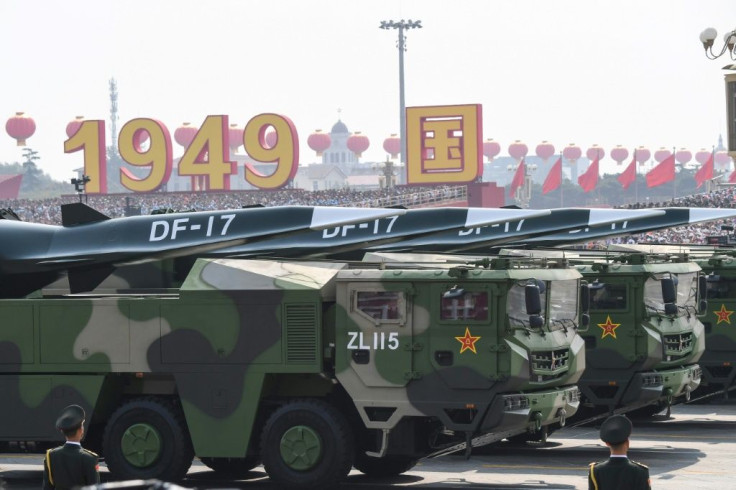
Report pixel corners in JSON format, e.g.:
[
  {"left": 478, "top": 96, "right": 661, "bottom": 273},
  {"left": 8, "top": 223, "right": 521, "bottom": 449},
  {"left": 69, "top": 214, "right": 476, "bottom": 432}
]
[
  {"left": 42, "top": 405, "right": 100, "bottom": 490},
  {"left": 588, "top": 414, "right": 651, "bottom": 490}
]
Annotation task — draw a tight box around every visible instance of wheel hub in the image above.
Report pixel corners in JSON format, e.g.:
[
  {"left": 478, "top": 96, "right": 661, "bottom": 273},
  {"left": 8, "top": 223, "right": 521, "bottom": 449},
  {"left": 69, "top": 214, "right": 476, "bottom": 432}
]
[
  {"left": 279, "top": 425, "right": 322, "bottom": 471},
  {"left": 120, "top": 422, "right": 162, "bottom": 468}
]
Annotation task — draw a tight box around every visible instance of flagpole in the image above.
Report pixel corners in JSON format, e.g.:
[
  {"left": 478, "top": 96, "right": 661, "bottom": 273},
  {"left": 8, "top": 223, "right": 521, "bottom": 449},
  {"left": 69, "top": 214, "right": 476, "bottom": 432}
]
[
  {"left": 673, "top": 146, "right": 677, "bottom": 201},
  {"left": 633, "top": 148, "right": 638, "bottom": 204},
  {"left": 560, "top": 154, "right": 564, "bottom": 208}
]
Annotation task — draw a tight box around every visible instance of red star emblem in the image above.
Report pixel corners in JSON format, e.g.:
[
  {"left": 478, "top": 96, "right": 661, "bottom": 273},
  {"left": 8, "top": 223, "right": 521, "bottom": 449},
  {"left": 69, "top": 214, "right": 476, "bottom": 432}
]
[
  {"left": 598, "top": 315, "right": 620, "bottom": 339},
  {"left": 455, "top": 327, "right": 481, "bottom": 354},
  {"left": 715, "top": 304, "right": 734, "bottom": 325}
]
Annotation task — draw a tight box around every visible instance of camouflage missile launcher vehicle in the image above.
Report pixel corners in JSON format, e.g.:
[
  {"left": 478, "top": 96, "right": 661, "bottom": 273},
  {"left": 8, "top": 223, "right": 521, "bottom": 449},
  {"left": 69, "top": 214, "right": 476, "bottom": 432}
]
[
  {"left": 567, "top": 253, "right": 705, "bottom": 418},
  {"left": 691, "top": 252, "right": 736, "bottom": 396},
  {"left": 0, "top": 256, "right": 583, "bottom": 489}
]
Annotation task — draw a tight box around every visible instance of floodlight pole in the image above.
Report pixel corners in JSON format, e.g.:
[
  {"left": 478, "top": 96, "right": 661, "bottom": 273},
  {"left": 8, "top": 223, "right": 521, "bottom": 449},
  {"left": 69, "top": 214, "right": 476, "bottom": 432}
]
[{"left": 380, "top": 19, "right": 422, "bottom": 182}]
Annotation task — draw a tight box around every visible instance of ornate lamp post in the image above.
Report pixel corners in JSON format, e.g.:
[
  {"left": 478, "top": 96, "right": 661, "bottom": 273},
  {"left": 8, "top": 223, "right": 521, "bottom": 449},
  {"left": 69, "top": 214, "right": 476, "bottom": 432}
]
[
  {"left": 379, "top": 19, "right": 422, "bottom": 179},
  {"left": 699, "top": 27, "right": 736, "bottom": 60}
]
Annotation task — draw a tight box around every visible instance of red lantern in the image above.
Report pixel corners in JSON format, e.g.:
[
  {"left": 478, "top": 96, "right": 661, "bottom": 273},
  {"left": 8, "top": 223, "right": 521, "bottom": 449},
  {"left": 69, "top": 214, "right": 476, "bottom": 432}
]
[
  {"left": 483, "top": 139, "right": 501, "bottom": 161},
  {"left": 347, "top": 132, "right": 370, "bottom": 158},
  {"left": 265, "top": 130, "right": 278, "bottom": 149},
  {"left": 635, "top": 146, "right": 650, "bottom": 164},
  {"left": 586, "top": 145, "right": 605, "bottom": 161},
  {"left": 654, "top": 147, "right": 672, "bottom": 163},
  {"left": 610, "top": 145, "right": 629, "bottom": 165},
  {"left": 6, "top": 112, "right": 36, "bottom": 146},
  {"left": 66, "top": 116, "right": 85, "bottom": 138},
  {"left": 383, "top": 134, "right": 401, "bottom": 159},
  {"left": 535, "top": 141, "right": 555, "bottom": 162},
  {"left": 228, "top": 124, "right": 244, "bottom": 152},
  {"left": 508, "top": 140, "right": 528, "bottom": 160},
  {"left": 307, "top": 129, "right": 331, "bottom": 156},
  {"left": 695, "top": 149, "right": 711, "bottom": 165},
  {"left": 563, "top": 143, "right": 581, "bottom": 161},
  {"left": 174, "top": 122, "right": 197, "bottom": 148},
  {"left": 675, "top": 148, "right": 692, "bottom": 166}
]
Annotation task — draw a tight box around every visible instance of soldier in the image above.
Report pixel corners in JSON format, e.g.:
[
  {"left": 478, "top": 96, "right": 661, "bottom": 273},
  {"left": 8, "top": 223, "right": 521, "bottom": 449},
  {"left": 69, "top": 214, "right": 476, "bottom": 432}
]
[
  {"left": 42, "top": 405, "right": 100, "bottom": 490},
  {"left": 588, "top": 414, "right": 650, "bottom": 490}
]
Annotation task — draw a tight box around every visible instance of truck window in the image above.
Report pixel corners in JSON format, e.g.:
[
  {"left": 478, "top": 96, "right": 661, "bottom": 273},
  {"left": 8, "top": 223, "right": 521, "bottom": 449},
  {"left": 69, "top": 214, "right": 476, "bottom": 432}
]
[
  {"left": 706, "top": 275, "right": 734, "bottom": 299},
  {"left": 440, "top": 291, "right": 488, "bottom": 321},
  {"left": 590, "top": 283, "right": 627, "bottom": 310},
  {"left": 355, "top": 290, "right": 403, "bottom": 321},
  {"left": 549, "top": 279, "right": 579, "bottom": 331}
]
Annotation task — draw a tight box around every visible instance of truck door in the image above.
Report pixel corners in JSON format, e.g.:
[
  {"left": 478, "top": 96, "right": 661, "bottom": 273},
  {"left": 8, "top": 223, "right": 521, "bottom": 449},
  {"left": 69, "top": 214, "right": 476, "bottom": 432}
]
[
  {"left": 426, "top": 283, "right": 494, "bottom": 389},
  {"left": 340, "top": 282, "right": 414, "bottom": 387}
]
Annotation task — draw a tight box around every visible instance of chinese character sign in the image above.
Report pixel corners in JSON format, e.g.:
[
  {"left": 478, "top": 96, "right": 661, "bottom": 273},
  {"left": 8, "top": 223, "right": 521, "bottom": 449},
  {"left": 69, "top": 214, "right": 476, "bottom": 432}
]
[{"left": 406, "top": 104, "right": 483, "bottom": 185}]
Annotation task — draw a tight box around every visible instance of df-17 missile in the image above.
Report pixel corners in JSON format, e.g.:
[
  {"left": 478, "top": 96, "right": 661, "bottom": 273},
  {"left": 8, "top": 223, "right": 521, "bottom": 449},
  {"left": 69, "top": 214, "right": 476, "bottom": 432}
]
[
  {"left": 0, "top": 202, "right": 403, "bottom": 297},
  {"left": 362, "top": 208, "right": 665, "bottom": 254},
  {"left": 511, "top": 207, "right": 736, "bottom": 248},
  {"left": 208, "top": 207, "right": 552, "bottom": 259}
]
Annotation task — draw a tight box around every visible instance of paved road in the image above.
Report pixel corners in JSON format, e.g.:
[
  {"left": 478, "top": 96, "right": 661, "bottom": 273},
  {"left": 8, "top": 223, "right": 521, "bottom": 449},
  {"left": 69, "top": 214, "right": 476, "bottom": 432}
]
[{"left": 1, "top": 402, "right": 734, "bottom": 489}]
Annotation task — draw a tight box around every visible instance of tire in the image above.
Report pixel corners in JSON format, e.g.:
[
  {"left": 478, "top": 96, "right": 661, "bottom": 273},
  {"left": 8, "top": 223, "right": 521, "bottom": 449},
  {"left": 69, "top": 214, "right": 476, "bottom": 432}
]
[
  {"left": 199, "top": 456, "right": 261, "bottom": 477},
  {"left": 261, "top": 399, "right": 354, "bottom": 490},
  {"left": 103, "top": 397, "right": 194, "bottom": 481},
  {"left": 353, "top": 453, "right": 417, "bottom": 477}
]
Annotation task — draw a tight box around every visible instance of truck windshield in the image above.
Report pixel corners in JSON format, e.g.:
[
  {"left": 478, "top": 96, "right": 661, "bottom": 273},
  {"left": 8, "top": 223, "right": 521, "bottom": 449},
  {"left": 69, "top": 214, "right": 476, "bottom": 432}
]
[
  {"left": 644, "top": 273, "right": 668, "bottom": 312},
  {"left": 676, "top": 272, "right": 698, "bottom": 310},
  {"left": 549, "top": 279, "right": 579, "bottom": 331},
  {"left": 644, "top": 272, "right": 696, "bottom": 314},
  {"left": 507, "top": 281, "right": 547, "bottom": 331}
]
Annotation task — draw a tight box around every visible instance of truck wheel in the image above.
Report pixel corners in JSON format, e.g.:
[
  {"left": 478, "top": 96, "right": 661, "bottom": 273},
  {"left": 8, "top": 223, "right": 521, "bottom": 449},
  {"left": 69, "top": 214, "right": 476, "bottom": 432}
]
[
  {"left": 261, "top": 399, "right": 354, "bottom": 489},
  {"left": 199, "top": 456, "right": 261, "bottom": 477},
  {"left": 103, "top": 398, "right": 194, "bottom": 481},
  {"left": 353, "top": 453, "right": 417, "bottom": 477}
]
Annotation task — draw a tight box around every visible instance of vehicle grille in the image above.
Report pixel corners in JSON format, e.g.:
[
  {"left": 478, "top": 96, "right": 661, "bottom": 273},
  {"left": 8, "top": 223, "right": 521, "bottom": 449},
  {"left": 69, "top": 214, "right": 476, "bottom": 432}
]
[
  {"left": 663, "top": 333, "right": 693, "bottom": 361},
  {"left": 530, "top": 348, "right": 569, "bottom": 381}
]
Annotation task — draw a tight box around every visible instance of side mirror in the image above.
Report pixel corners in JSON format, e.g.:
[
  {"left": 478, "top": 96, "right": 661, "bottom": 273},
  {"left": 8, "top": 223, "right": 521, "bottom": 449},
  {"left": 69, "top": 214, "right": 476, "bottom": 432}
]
[
  {"left": 529, "top": 315, "right": 544, "bottom": 329},
  {"left": 580, "top": 283, "right": 590, "bottom": 314},
  {"left": 699, "top": 299, "right": 708, "bottom": 315},
  {"left": 581, "top": 313, "right": 590, "bottom": 329},
  {"left": 661, "top": 278, "right": 676, "bottom": 304},
  {"left": 525, "top": 284, "right": 542, "bottom": 315}
]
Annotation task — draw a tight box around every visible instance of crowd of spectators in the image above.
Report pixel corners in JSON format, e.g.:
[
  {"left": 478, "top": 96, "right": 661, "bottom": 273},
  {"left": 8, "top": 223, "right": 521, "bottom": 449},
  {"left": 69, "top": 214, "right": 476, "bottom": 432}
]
[
  {"left": 0, "top": 185, "right": 466, "bottom": 225},
  {"left": 606, "top": 187, "right": 736, "bottom": 246}
]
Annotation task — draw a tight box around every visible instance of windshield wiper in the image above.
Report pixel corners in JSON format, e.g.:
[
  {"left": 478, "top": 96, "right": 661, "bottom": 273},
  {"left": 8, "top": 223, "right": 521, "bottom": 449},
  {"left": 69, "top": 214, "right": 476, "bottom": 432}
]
[{"left": 508, "top": 316, "right": 539, "bottom": 336}]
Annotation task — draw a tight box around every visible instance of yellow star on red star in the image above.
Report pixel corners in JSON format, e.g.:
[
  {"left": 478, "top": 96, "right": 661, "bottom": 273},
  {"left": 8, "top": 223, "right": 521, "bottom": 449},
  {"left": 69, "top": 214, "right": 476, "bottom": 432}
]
[
  {"left": 455, "top": 327, "right": 481, "bottom": 354},
  {"left": 715, "top": 304, "right": 734, "bottom": 325},
  {"left": 598, "top": 315, "right": 620, "bottom": 339}
]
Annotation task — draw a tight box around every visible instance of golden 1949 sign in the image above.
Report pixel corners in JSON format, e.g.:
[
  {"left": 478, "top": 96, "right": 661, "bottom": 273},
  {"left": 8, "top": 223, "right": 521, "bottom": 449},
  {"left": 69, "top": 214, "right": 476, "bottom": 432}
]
[{"left": 65, "top": 104, "right": 482, "bottom": 193}]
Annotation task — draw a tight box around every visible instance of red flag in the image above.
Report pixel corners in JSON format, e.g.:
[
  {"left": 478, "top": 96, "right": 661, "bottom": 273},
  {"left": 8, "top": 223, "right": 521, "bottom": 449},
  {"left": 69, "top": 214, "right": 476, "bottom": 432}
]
[
  {"left": 617, "top": 155, "right": 637, "bottom": 190},
  {"left": 694, "top": 151, "right": 714, "bottom": 188},
  {"left": 542, "top": 157, "right": 562, "bottom": 194},
  {"left": 578, "top": 156, "right": 599, "bottom": 193},
  {"left": 645, "top": 154, "right": 675, "bottom": 187},
  {"left": 509, "top": 158, "right": 525, "bottom": 197},
  {"left": 730, "top": 170, "right": 736, "bottom": 184}
]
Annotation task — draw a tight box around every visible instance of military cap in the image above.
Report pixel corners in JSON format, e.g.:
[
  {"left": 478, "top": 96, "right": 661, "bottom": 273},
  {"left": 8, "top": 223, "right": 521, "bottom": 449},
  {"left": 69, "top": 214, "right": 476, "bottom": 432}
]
[
  {"left": 600, "top": 414, "right": 632, "bottom": 445},
  {"left": 56, "top": 405, "right": 85, "bottom": 431}
]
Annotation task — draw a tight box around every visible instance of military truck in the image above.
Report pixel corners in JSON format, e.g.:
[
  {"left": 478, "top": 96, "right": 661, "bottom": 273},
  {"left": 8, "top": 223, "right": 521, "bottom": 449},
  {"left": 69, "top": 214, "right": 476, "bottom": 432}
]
[
  {"left": 690, "top": 252, "right": 736, "bottom": 396},
  {"left": 556, "top": 252, "right": 705, "bottom": 418},
  {"left": 0, "top": 256, "right": 584, "bottom": 489},
  {"left": 410, "top": 249, "right": 705, "bottom": 420}
]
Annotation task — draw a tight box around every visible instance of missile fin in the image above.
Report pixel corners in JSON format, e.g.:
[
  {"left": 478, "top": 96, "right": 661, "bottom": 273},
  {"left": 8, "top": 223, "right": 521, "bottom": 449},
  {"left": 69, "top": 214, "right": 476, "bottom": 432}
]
[{"left": 62, "top": 203, "right": 111, "bottom": 227}]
